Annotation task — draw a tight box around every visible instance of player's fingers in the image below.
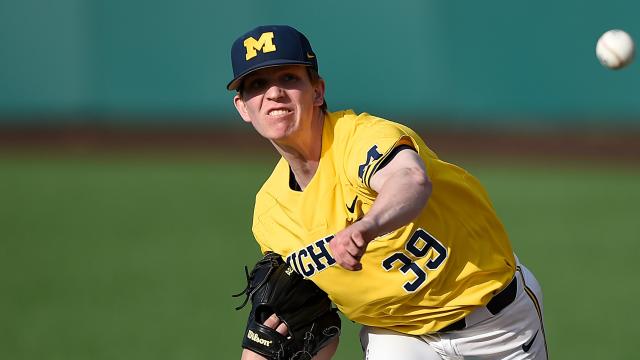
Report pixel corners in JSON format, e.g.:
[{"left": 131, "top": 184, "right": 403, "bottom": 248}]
[
  {"left": 345, "top": 260, "right": 362, "bottom": 271},
  {"left": 345, "top": 240, "right": 364, "bottom": 258},
  {"left": 275, "top": 322, "right": 288, "bottom": 336},
  {"left": 331, "top": 236, "right": 355, "bottom": 258},
  {"left": 351, "top": 232, "right": 366, "bottom": 248},
  {"left": 344, "top": 245, "right": 358, "bottom": 257},
  {"left": 263, "top": 313, "right": 280, "bottom": 328},
  {"left": 337, "top": 253, "right": 362, "bottom": 271},
  {"left": 330, "top": 237, "right": 363, "bottom": 270}
]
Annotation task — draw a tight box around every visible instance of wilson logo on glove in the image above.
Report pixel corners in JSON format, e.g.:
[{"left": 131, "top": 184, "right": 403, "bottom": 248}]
[{"left": 247, "top": 330, "right": 273, "bottom": 347}]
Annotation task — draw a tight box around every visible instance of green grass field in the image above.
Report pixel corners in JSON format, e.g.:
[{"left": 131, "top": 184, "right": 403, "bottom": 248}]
[{"left": 1, "top": 153, "right": 639, "bottom": 359}]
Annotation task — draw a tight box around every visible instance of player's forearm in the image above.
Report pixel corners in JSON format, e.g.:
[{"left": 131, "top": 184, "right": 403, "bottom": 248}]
[{"left": 362, "top": 167, "right": 431, "bottom": 238}]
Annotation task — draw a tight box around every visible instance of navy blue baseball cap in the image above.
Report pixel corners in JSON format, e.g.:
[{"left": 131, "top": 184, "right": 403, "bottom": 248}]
[{"left": 227, "top": 25, "right": 318, "bottom": 90}]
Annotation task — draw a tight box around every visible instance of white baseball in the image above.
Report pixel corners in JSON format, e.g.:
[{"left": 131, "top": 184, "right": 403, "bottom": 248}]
[{"left": 596, "top": 29, "right": 635, "bottom": 69}]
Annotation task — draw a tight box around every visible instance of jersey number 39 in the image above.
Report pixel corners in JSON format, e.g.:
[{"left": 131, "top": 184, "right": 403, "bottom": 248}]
[{"left": 381, "top": 228, "right": 447, "bottom": 292}]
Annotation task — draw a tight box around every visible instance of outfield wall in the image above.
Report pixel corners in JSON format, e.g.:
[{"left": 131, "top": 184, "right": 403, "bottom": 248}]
[{"left": 1, "top": 0, "right": 639, "bottom": 125}]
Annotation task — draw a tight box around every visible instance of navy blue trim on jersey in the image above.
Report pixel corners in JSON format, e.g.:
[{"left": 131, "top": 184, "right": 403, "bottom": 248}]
[{"left": 366, "top": 144, "right": 416, "bottom": 187}]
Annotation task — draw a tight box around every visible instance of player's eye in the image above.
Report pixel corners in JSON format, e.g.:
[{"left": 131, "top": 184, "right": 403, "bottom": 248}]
[
  {"left": 281, "top": 73, "right": 299, "bottom": 83},
  {"left": 247, "top": 78, "right": 267, "bottom": 91}
]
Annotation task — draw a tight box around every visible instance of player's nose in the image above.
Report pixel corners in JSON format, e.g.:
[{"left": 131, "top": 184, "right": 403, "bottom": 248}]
[{"left": 264, "top": 83, "right": 286, "bottom": 100}]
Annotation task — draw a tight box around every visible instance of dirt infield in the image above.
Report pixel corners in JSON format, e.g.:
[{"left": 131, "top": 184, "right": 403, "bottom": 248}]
[{"left": 1, "top": 124, "right": 639, "bottom": 164}]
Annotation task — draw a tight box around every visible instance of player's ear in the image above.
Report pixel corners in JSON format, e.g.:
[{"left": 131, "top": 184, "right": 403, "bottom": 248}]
[
  {"left": 313, "top": 79, "right": 325, "bottom": 107},
  {"left": 233, "top": 94, "right": 252, "bottom": 123}
]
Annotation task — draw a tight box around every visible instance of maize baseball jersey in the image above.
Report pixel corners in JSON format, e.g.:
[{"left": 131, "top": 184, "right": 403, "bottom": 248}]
[{"left": 251, "top": 110, "right": 516, "bottom": 335}]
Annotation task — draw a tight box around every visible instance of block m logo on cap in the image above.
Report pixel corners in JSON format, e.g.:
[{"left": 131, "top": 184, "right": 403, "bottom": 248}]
[{"left": 243, "top": 32, "right": 276, "bottom": 60}]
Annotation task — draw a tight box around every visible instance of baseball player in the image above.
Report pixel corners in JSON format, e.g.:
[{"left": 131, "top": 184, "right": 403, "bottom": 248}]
[{"left": 228, "top": 25, "right": 548, "bottom": 359}]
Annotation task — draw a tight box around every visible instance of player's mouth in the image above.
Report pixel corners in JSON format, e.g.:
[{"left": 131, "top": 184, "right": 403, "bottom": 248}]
[{"left": 266, "top": 108, "right": 292, "bottom": 117}]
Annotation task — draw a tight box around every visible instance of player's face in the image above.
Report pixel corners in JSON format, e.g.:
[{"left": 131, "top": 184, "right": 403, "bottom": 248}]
[{"left": 233, "top": 65, "right": 325, "bottom": 144}]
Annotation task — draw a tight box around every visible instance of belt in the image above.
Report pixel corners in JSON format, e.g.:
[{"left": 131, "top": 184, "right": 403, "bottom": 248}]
[{"left": 439, "top": 275, "right": 518, "bottom": 332}]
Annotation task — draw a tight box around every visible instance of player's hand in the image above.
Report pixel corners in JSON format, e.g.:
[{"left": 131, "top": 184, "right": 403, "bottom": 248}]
[{"left": 330, "top": 219, "right": 376, "bottom": 271}]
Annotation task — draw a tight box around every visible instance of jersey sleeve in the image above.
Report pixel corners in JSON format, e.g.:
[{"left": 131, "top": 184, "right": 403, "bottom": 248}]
[
  {"left": 343, "top": 117, "right": 420, "bottom": 193},
  {"left": 252, "top": 192, "right": 276, "bottom": 255},
  {"left": 252, "top": 224, "right": 273, "bottom": 255}
]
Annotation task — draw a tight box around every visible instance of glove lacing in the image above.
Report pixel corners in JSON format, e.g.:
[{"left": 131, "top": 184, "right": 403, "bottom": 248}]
[
  {"left": 231, "top": 265, "right": 252, "bottom": 310},
  {"left": 232, "top": 262, "right": 278, "bottom": 310}
]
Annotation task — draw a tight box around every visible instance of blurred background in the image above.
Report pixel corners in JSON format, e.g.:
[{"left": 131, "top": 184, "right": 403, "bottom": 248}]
[{"left": 1, "top": 0, "right": 639, "bottom": 359}]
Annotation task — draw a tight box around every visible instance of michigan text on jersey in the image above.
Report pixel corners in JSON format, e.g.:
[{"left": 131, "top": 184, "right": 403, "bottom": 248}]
[{"left": 285, "top": 235, "right": 336, "bottom": 278}]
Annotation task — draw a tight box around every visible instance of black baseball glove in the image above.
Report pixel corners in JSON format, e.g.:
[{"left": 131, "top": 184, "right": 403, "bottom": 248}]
[{"left": 233, "top": 252, "right": 341, "bottom": 360}]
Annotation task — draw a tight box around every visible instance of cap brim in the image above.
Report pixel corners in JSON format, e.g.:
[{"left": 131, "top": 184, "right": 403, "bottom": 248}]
[{"left": 226, "top": 60, "right": 314, "bottom": 90}]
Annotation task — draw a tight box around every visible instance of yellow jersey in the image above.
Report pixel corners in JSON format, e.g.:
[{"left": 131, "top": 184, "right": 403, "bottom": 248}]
[{"left": 251, "top": 110, "right": 515, "bottom": 335}]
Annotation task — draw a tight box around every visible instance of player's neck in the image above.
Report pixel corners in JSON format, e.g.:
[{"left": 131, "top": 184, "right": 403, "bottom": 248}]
[
  {"left": 287, "top": 160, "right": 318, "bottom": 190},
  {"left": 273, "top": 111, "right": 324, "bottom": 190},
  {"left": 276, "top": 142, "right": 320, "bottom": 190}
]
